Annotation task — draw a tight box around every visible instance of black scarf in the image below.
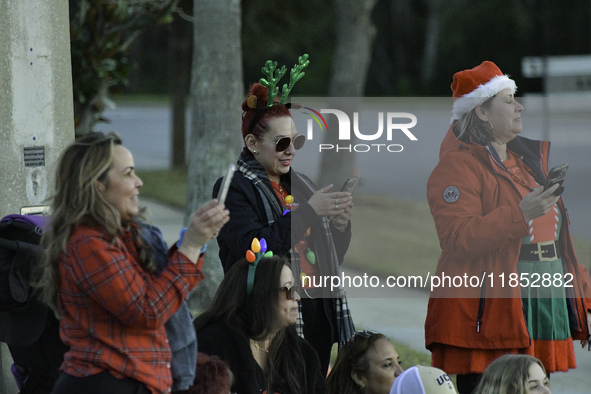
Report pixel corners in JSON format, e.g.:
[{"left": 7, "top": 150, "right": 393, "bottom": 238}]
[{"left": 237, "top": 152, "right": 355, "bottom": 346}]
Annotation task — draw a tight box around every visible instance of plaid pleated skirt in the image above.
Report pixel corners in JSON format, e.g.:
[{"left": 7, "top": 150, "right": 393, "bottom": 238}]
[{"left": 431, "top": 257, "right": 576, "bottom": 375}]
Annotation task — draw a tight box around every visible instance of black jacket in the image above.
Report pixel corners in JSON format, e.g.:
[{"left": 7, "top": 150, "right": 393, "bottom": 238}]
[
  {"left": 197, "top": 321, "right": 326, "bottom": 394},
  {"left": 213, "top": 169, "right": 351, "bottom": 273}
]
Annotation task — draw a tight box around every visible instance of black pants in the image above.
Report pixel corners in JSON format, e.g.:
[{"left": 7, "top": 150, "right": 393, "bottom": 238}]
[
  {"left": 301, "top": 297, "right": 334, "bottom": 376},
  {"left": 9, "top": 312, "right": 69, "bottom": 394},
  {"left": 456, "top": 373, "right": 482, "bottom": 394},
  {"left": 51, "top": 371, "right": 151, "bottom": 394}
]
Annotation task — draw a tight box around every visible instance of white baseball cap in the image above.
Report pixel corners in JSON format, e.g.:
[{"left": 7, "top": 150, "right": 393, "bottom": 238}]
[{"left": 390, "top": 366, "right": 457, "bottom": 394}]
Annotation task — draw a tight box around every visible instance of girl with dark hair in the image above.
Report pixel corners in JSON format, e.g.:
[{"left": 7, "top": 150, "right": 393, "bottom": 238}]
[
  {"left": 326, "top": 330, "right": 403, "bottom": 394},
  {"left": 213, "top": 57, "right": 356, "bottom": 374},
  {"left": 37, "top": 132, "right": 229, "bottom": 394},
  {"left": 194, "top": 255, "right": 325, "bottom": 393}
]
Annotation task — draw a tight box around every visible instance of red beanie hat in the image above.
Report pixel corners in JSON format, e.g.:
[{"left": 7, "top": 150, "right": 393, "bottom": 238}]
[{"left": 450, "top": 61, "right": 517, "bottom": 122}]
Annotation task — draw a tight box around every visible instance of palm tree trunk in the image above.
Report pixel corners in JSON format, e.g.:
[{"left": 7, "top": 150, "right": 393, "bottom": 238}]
[{"left": 185, "top": 0, "right": 243, "bottom": 313}]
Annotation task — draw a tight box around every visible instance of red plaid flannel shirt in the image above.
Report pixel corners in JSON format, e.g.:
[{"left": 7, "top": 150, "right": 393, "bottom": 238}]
[{"left": 58, "top": 224, "right": 204, "bottom": 394}]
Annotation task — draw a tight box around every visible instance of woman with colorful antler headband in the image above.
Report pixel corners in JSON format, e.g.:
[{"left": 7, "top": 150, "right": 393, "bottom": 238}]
[
  {"left": 212, "top": 55, "right": 356, "bottom": 375},
  {"left": 194, "top": 248, "right": 325, "bottom": 393}
]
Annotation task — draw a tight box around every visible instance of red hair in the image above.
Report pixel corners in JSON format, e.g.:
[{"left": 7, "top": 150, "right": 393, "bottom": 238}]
[
  {"left": 241, "top": 83, "right": 292, "bottom": 140},
  {"left": 188, "top": 353, "right": 232, "bottom": 394}
]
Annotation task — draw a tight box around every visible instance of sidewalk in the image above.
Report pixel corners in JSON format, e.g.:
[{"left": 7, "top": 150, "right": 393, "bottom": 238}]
[{"left": 142, "top": 197, "right": 591, "bottom": 394}]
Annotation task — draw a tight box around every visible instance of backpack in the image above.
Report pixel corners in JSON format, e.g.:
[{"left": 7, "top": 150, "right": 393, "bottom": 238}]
[
  {"left": 0, "top": 214, "right": 46, "bottom": 320},
  {"left": 0, "top": 214, "right": 68, "bottom": 393}
]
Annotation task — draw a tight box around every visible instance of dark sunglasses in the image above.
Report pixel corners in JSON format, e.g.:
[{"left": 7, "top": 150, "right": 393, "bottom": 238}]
[
  {"left": 280, "top": 285, "right": 300, "bottom": 301},
  {"left": 256, "top": 134, "right": 306, "bottom": 152},
  {"left": 351, "top": 330, "right": 379, "bottom": 341}
]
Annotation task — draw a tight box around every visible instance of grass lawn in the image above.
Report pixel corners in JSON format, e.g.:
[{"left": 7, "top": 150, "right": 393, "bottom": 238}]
[
  {"left": 137, "top": 169, "right": 188, "bottom": 209},
  {"left": 329, "top": 334, "right": 432, "bottom": 371},
  {"left": 343, "top": 194, "right": 441, "bottom": 281}
]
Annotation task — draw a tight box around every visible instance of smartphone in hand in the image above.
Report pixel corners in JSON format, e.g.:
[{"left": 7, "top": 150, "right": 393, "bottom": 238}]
[
  {"left": 340, "top": 175, "right": 361, "bottom": 194},
  {"left": 544, "top": 163, "right": 568, "bottom": 196},
  {"left": 217, "top": 164, "right": 237, "bottom": 205}
]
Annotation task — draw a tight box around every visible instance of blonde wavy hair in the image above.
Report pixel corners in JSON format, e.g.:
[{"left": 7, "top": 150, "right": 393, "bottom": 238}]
[
  {"left": 474, "top": 354, "right": 548, "bottom": 394},
  {"left": 35, "top": 132, "right": 155, "bottom": 317},
  {"left": 453, "top": 96, "right": 495, "bottom": 143}
]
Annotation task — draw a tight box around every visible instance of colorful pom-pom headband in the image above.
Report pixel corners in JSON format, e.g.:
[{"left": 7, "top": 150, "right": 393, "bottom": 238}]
[
  {"left": 246, "top": 54, "right": 309, "bottom": 133},
  {"left": 246, "top": 237, "right": 274, "bottom": 296}
]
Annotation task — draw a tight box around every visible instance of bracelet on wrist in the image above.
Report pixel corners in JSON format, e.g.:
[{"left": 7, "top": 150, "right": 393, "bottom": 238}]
[{"left": 332, "top": 222, "right": 347, "bottom": 232}]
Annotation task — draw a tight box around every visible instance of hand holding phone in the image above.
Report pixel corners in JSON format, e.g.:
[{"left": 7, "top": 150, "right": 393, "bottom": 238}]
[
  {"left": 340, "top": 175, "right": 361, "bottom": 194},
  {"left": 217, "top": 164, "right": 237, "bottom": 205},
  {"left": 544, "top": 163, "right": 568, "bottom": 196}
]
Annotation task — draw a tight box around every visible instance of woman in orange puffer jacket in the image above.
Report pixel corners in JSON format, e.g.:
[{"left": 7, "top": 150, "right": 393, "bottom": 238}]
[{"left": 425, "top": 61, "right": 591, "bottom": 394}]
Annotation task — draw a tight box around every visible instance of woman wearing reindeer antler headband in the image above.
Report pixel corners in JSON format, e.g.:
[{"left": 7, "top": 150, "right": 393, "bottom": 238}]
[{"left": 212, "top": 55, "right": 355, "bottom": 375}]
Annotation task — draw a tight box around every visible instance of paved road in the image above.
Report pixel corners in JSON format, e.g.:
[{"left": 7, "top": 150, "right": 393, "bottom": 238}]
[{"left": 105, "top": 100, "right": 591, "bottom": 393}]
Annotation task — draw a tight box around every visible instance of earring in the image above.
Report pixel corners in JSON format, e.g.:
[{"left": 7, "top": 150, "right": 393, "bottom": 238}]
[
  {"left": 250, "top": 148, "right": 258, "bottom": 154},
  {"left": 489, "top": 121, "right": 494, "bottom": 130}
]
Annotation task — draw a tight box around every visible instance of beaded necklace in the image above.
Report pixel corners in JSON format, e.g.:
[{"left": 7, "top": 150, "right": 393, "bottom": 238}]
[{"left": 271, "top": 181, "right": 289, "bottom": 204}]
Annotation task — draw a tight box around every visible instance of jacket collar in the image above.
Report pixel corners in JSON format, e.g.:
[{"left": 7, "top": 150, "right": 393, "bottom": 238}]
[{"left": 439, "top": 123, "right": 549, "bottom": 180}]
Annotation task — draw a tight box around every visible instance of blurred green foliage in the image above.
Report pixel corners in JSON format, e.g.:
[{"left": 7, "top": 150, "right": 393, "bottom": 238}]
[
  {"left": 122, "top": 0, "right": 591, "bottom": 97},
  {"left": 70, "top": 0, "right": 178, "bottom": 134}
]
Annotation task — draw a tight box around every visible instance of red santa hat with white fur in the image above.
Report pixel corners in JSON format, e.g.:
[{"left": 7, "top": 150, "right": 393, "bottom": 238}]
[{"left": 450, "top": 61, "right": 517, "bottom": 123}]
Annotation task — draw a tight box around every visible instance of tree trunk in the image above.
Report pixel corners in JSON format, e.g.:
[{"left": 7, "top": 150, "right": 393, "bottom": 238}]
[
  {"left": 421, "top": 0, "right": 442, "bottom": 87},
  {"left": 391, "top": 0, "right": 412, "bottom": 78},
  {"left": 74, "top": 82, "right": 110, "bottom": 136},
  {"left": 318, "top": 0, "right": 378, "bottom": 188},
  {"left": 185, "top": 0, "right": 242, "bottom": 313},
  {"left": 168, "top": 0, "right": 192, "bottom": 169}
]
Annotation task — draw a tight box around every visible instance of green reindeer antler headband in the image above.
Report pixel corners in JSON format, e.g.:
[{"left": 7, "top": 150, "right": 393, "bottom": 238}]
[
  {"left": 246, "top": 54, "right": 309, "bottom": 132},
  {"left": 259, "top": 54, "right": 309, "bottom": 106},
  {"left": 246, "top": 237, "right": 273, "bottom": 296}
]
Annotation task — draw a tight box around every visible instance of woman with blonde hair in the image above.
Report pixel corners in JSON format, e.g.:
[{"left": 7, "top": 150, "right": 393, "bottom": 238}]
[
  {"left": 474, "top": 354, "right": 550, "bottom": 394},
  {"left": 37, "top": 131, "right": 229, "bottom": 394},
  {"left": 424, "top": 61, "right": 591, "bottom": 393}
]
